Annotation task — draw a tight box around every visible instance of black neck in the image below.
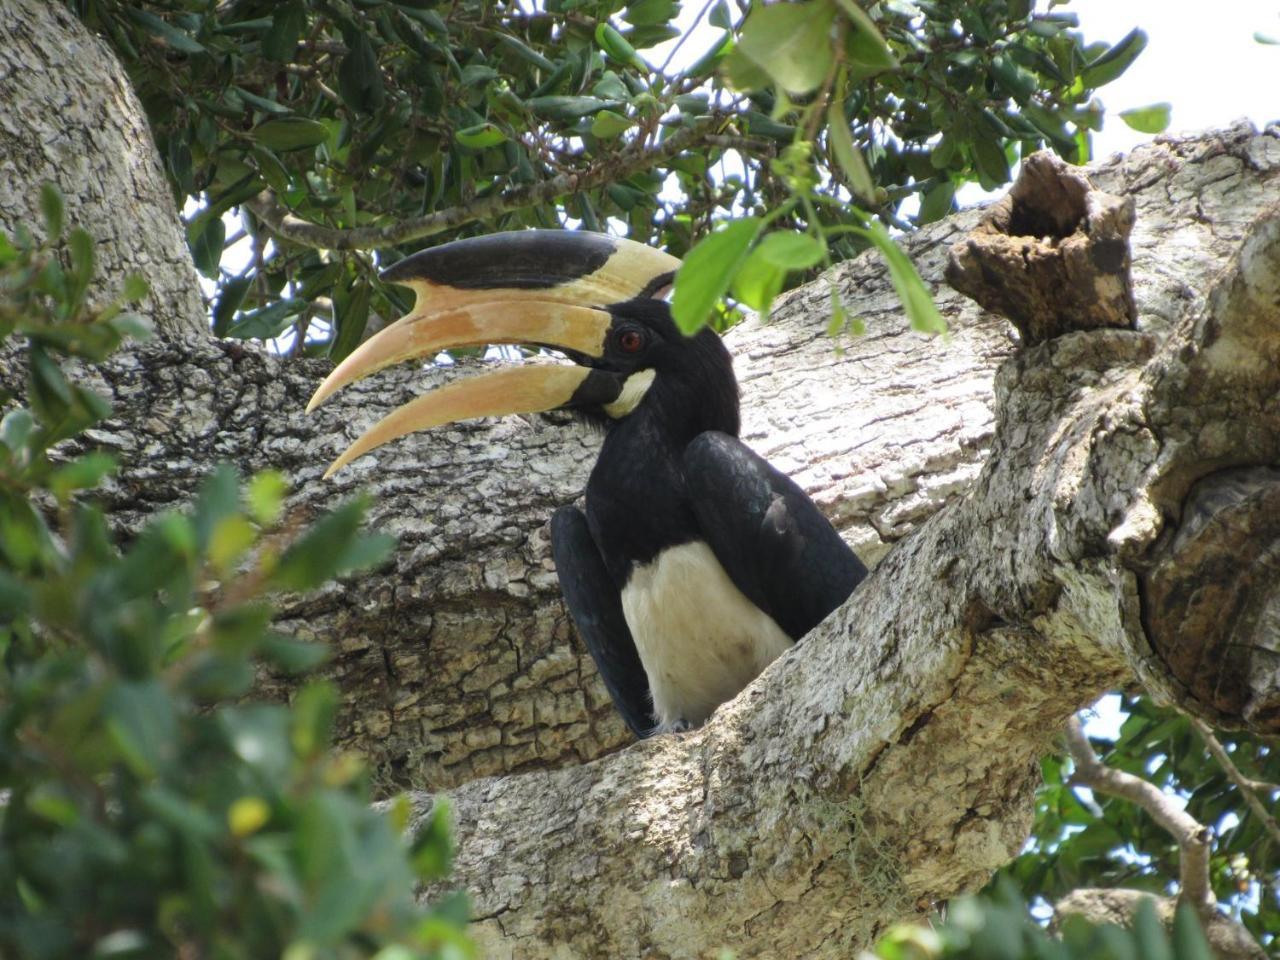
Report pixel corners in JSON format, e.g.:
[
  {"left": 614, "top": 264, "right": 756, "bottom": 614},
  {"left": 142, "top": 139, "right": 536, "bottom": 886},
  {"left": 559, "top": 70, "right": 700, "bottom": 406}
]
[{"left": 585, "top": 325, "right": 740, "bottom": 585}]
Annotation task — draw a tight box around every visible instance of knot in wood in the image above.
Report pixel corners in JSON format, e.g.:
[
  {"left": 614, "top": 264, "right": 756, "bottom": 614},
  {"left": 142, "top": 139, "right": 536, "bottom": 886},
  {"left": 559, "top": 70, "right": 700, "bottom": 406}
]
[
  {"left": 1142, "top": 467, "right": 1280, "bottom": 733},
  {"left": 945, "top": 151, "right": 1136, "bottom": 346}
]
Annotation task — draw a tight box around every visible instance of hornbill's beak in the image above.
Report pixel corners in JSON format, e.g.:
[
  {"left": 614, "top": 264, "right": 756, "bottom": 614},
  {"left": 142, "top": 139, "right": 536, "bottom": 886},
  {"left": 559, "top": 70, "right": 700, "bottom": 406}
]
[{"left": 307, "top": 231, "right": 679, "bottom": 478}]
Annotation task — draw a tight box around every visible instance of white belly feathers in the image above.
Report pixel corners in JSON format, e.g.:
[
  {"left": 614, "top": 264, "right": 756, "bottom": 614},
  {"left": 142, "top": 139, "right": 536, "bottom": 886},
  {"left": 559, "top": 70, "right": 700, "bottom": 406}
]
[{"left": 619, "top": 540, "right": 792, "bottom": 732}]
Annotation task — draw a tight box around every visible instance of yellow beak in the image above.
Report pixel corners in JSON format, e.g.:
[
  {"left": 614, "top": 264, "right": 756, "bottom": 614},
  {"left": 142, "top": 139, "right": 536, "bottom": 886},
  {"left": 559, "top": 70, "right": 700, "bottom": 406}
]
[{"left": 307, "top": 231, "right": 679, "bottom": 476}]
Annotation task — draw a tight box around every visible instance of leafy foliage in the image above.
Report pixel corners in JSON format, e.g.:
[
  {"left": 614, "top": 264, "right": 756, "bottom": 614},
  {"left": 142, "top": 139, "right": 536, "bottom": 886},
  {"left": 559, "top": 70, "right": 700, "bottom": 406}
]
[
  {"left": 867, "top": 882, "right": 1217, "bottom": 960},
  {"left": 0, "top": 196, "right": 469, "bottom": 959},
  {"left": 996, "top": 695, "right": 1280, "bottom": 949},
  {"left": 68, "top": 0, "right": 1159, "bottom": 342}
]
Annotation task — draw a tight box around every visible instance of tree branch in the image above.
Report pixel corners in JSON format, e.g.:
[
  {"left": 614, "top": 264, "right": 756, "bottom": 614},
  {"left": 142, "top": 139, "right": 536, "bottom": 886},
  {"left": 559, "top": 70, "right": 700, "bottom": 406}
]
[
  {"left": 1190, "top": 716, "right": 1280, "bottom": 849},
  {"left": 1065, "top": 716, "right": 1214, "bottom": 912},
  {"left": 247, "top": 121, "right": 749, "bottom": 251}
]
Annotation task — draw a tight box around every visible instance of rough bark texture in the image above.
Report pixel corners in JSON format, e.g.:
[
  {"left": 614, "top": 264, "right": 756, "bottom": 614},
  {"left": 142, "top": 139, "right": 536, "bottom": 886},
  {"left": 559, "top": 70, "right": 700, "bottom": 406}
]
[
  {"left": 4, "top": 26, "right": 1280, "bottom": 948},
  {"left": 946, "top": 151, "right": 1137, "bottom": 344},
  {"left": 0, "top": 0, "right": 206, "bottom": 339}
]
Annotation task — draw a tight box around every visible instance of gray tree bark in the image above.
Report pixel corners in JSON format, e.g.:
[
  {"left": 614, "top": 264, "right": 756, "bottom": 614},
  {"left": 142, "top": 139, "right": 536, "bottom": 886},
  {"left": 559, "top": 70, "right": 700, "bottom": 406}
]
[
  {"left": 3, "top": 13, "right": 1279, "bottom": 954},
  {"left": 0, "top": 0, "right": 206, "bottom": 339}
]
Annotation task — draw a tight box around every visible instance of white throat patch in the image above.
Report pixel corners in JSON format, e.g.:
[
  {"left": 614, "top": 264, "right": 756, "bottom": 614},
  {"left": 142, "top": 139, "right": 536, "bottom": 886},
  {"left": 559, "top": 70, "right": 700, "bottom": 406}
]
[{"left": 603, "top": 369, "right": 656, "bottom": 419}]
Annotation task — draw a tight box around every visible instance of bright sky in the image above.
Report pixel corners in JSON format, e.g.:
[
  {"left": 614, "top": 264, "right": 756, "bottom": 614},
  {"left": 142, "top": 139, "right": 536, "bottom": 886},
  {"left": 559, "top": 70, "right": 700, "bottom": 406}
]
[{"left": 1068, "top": 0, "right": 1279, "bottom": 160}]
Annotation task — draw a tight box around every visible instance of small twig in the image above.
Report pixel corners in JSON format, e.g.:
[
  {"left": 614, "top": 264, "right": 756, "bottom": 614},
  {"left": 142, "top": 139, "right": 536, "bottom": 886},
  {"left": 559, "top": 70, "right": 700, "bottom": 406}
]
[
  {"left": 284, "top": 63, "right": 341, "bottom": 105},
  {"left": 1065, "top": 715, "right": 1215, "bottom": 915},
  {"left": 1190, "top": 715, "right": 1280, "bottom": 849},
  {"left": 247, "top": 120, "right": 729, "bottom": 251}
]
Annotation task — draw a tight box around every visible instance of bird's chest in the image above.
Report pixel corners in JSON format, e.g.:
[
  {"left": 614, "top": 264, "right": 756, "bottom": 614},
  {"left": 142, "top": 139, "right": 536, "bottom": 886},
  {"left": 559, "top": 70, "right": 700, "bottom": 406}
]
[{"left": 618, "top": 540, "right": 792, "bottom": 732}]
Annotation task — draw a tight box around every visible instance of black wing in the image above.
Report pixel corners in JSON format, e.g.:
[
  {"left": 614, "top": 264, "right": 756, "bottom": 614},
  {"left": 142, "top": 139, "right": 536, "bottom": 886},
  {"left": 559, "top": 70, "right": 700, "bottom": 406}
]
[
  {"left": 682, "top": 431, "right": 867, "bottom": 641},
  {"left": 550, "top": 505, "right": 653, "bottom": 738}
]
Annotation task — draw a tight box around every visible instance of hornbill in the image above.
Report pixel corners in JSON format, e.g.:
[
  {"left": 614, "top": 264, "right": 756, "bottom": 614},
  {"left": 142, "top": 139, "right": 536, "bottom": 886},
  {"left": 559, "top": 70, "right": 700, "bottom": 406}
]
[{"left": 308, "top": 230, "right": 867, "bottom": 737}]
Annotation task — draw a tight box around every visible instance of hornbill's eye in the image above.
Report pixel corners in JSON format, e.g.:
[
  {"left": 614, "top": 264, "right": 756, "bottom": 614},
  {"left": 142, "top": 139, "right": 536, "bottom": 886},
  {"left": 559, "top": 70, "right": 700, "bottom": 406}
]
[{"left": 617, "top": 328, "right": 645, "bottom": 353}]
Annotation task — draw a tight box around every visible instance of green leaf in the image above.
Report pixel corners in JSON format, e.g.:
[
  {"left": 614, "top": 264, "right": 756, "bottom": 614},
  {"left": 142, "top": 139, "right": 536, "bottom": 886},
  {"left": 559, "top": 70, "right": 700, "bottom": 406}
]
[
  {"left": 338, "top": 30, "right": 385, "bottom": 114},
  {"left": 105, "top": 680, "right": 178, "bottom": 779},
  {"left": 40, "top": 183, "right": 64, "bottom": 243},
  {"left": 247, "top": 469, "right": 289, "bottom": 526},
  {"left": 261, "top": 634, "right": 332, "bottom": 674},
  {"left": 827, "top": 101, "right": 874, "bottom": 200},
  {"left": 221, "top": 705, "right": 292, "bottom": 779},
  {"left": 732, "top": 231, "right": 819, "bottom": 316},
  {"left": 730, "top": 248, "right": 784, "bottom": 314},
  {"left": 525, "top": 96, "right": 621, "bottom": 120},
  {"left": 1133, "top": 897, "right": 1173, "bottom": 960},
  {"left": 917, "top": 180, "right": 955, "bottom": 225},
  {"left": 122, "top": 274, "right": 150, "bottom": 303},
  {"left": 861, "top": 221, "right": 945, "bottom": 334},
  {"left": 1171, "top": 903, "right": 1214, "bottom": 960},
  {"left": 1081, "top": 27, "right": 1148, "bottom": 88},
  {"left": 596, "top": 22, "right": 647, "bottom": 70},
  {"left": 497, "top": 34, "right": 556, "bottom": 71},
  {"left": 754, "top": 231, "right": 824, "bottom": 270},
  {"left": 459, "top": 63, "right": 500, "bottom": 87},
  {"left": 836, "top": 0, "right": 897, "bottom": 75},
  {"left": 65, "top": 227, "right": 95, "bottom": 309},
  {"left": 188, "top": 216, "right": 226, "bottom": 279},
  {"left": 410, "top": 800, "right": 454, "bottom": 880},
  {"left": 235, "top": 87, "right": 292, "bottom": 116},
  {"left": 50, "top": 452, "right": 118, "bottom": 499},
  {"left": 454, "top": 122, "right": 508, "bottom": 149},
  {"left": 0, "top": 408, "right": 34, "bottom": 455},
  {"left": 263, "top": 2, "right": 306, "bottom": 61},
  {"left": 292, "top": 682, "right": 339, "bottom": 758},
  {"left": 736, "top": 0, "right": 837, "bottom": 94},
  {"left": 625, "top": 0, "right": 679, "bottom": 26},
  {"left": 590, "top": 109, "right": 634, "bottom": 138},
  {"left": 1118, "top": 102, "right": 1171, "bottom": 135},
  {"left": 592, "top": 71, "right": 630, "bottom": 100},
  {"left": 123, "top": 7, "right": 206, "bottom": 55},
  {"left": 270, "top": 498, "right": 394, "bottom": 591},
  {"left": 224, "top": 297, "right": 307, "bottom": 340},
  {"left": 28, "top": 345, "right": 73, "bottom": 421},
  {"left": 671, "top": 217, "right": 762, "bottom": 334},
  {"left": 721, "top": 43, "right": 772, "bottom": 92},
  {"left": 212, "top": 275, "right": 252, "bottom": 337},
  {"left": 252, "top": 117, "right": 331, "bottom": 152},
  {"left": 191, "top": 465, "right": 241, "bottom": 552},
  {"left": 330, "top": 279, "right": 371, "bottom": 362},
  {"left": 973, "top": 134, "right": 1011, "bottom": 187}
]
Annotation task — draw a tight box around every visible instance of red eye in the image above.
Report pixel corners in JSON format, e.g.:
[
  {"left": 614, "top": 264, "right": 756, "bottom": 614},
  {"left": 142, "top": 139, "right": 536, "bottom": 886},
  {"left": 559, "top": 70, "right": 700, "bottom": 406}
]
[{"left": 618, "top": 329, "right": 645, "bottom": 353}]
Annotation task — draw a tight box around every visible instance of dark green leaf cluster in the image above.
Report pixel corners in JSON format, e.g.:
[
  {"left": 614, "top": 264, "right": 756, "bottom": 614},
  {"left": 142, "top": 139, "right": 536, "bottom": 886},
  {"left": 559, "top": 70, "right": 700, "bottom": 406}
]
[
  {"left": 868, "top": 881, "right": 1215, "bottom": 960},
  {"left": 67, "top": 0, "right": 1154, "bottom": 346},
  {"left": 0, "top": 195, "right": 468, "bottom": 959},
  {"left": 996, "top": 696, "right": 1280, "bottom": 949}
]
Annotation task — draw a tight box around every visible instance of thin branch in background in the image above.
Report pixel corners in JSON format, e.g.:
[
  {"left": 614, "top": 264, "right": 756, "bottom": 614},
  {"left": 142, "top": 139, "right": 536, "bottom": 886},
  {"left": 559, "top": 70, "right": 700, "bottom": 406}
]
[
  {"left": 1189, "top": 715, "right": 1280, "bottom": 849},
  {"left": 1064, "top": 715, "right": 1215, "bottom": 915}
]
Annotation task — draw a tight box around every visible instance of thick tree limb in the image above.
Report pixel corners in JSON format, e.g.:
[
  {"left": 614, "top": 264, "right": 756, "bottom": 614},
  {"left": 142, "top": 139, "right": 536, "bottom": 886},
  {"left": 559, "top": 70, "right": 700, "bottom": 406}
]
[
  {"left": 0, "top": 0, "right": 206, "bottom": 339},
  {"left": 246, "top": 120, "right": 761, "bottom": 251},
  {"left": 6, "top": 118, "right": 1280, "bottom": 957}
]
